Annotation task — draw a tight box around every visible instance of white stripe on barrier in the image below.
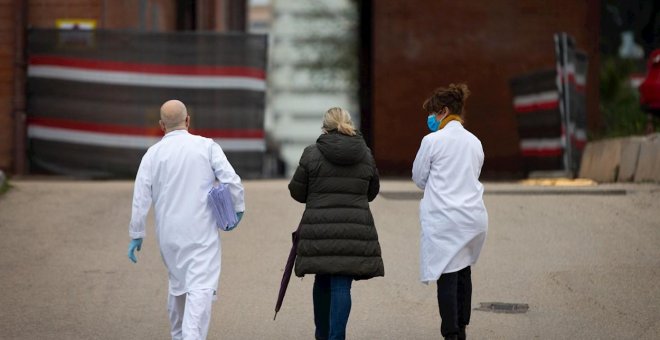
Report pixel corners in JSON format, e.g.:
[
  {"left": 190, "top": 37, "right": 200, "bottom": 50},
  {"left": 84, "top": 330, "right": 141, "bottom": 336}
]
[
  {"left": 28, "top": 125, "right": 266, "bottom": 152},
  {"left": 513, "top": 91, "right": 559, "bottom": 107},
  {"left": 520, "top": 138, "right": 564, "bottom": 149},
  {"left": 212, "top": 138, "right": 266, "bottom": 152},
  {"left": 566, "top": 122, "right": 588, "bottom": 142},
  {"left": 557, "top": 65, "right": 586, "bottom": 86},
  {"left": 28, "top": 65, "right": 266, "bottom": 91}
]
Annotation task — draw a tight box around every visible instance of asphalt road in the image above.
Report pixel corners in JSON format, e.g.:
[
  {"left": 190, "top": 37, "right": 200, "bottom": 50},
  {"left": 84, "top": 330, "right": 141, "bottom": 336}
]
[{"left": 0, "top": 180, "right": 658, "bottom": 339}]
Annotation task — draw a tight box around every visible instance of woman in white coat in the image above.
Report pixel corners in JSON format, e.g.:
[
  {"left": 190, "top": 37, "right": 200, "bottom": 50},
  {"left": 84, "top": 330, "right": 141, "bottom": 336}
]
[{"left": 412, "top": 84, "right": 488, "bottom": 340}]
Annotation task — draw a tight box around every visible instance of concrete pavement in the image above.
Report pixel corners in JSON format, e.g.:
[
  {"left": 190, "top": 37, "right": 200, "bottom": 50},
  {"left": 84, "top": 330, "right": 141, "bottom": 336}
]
[{"left": 0, "top": 180, "right": 658, "bottom": 339}]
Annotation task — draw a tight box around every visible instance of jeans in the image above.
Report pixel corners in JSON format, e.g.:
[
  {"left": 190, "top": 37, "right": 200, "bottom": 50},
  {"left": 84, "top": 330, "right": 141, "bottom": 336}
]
[
  {"left": 437, "top": 266, "right": 472, "bottom": 339},
  {"left": 313, "top": 274, "right": 353, "bottom": 340}
]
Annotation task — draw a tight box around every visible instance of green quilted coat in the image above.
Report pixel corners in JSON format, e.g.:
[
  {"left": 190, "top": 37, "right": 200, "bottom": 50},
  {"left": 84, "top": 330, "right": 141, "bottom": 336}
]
[{"left": 288, "top": 131, "right": 384, "bottom": 280}]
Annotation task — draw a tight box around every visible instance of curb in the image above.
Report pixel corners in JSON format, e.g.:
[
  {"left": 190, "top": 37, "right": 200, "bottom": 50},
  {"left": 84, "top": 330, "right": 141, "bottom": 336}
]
[{"left": 634, "top": 134, "right": 660, "bottom": 182}]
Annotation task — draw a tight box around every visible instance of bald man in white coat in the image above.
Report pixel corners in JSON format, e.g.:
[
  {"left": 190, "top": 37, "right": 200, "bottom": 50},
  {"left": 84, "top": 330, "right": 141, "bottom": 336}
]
[{"left": 127, "top": 100, "right": 245, "bottom": 340}]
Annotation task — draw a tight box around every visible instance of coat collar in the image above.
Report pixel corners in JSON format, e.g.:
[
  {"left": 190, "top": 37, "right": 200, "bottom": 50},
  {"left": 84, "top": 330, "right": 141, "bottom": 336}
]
[
  {"left": 163, "top": 130, "right": 189, "bottom": 138},
  {"left": 444, "top": 120, "right": 462, "bottom": 129}
]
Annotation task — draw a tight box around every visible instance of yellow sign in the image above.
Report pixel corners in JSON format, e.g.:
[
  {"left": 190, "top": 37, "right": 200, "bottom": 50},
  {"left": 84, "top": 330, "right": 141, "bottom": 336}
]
[
  {"left": 56, "top": 19, "right": 97, "bottom": 30},
  {"left": 56, "top": 19, "right": 97, "bottom": 48}
]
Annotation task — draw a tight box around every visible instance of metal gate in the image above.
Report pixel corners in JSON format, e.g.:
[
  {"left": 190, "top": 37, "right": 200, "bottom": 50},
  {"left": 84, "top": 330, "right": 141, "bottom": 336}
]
[{"left": 509, "top": 33, "right": 588, "bottom": 176}]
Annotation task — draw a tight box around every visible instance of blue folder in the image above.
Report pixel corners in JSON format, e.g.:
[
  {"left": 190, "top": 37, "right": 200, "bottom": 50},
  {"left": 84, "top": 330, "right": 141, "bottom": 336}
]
[{"left": 208, "top": 184, "right": 238, "bottom": 231}]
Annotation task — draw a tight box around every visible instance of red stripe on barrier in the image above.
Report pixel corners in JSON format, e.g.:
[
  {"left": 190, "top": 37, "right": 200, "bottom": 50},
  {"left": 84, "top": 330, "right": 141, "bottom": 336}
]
[
  {"left": 521, "top": 148, "right": 563, "bottom": 157},
  {"left": 514, "top": 100, "right": 559, "bottom": 113},
  {"left": 571, "top": 137, "right": 587, "bottom": 149},
  {"left": 29, "top": 55, "right": 266, "bottom": 79},
  {"left": 567, "top": 74, "right": 586, "bottom": 93},
  {"left": 28, "top": 117, "right": 265, "bottom": 139}
]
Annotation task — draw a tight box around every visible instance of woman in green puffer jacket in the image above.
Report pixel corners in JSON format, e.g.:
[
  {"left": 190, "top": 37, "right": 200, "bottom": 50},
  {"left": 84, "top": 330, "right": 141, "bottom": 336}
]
[{"left": 288, "top": 107, "right": 384, "bottom": 340}]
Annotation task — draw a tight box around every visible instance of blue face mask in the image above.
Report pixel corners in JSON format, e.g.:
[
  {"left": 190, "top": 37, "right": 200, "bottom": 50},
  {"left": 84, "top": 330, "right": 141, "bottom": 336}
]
[{"left": 427, "top": 114, "right": 442, "bottom": 132}]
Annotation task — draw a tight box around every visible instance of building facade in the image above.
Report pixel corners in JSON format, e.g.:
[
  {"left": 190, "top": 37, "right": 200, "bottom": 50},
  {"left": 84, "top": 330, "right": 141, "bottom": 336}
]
[
  {"left": 366, "top": 0, "right": 601, "bottom": 177},
  {"left": 2, "top": 0, "right": 602, "bottom": 178}
]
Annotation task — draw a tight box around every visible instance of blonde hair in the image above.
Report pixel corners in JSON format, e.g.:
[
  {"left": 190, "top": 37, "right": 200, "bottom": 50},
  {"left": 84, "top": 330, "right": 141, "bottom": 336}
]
[{"left": 322, "top": 107, "right": 357, "bottom": 136}]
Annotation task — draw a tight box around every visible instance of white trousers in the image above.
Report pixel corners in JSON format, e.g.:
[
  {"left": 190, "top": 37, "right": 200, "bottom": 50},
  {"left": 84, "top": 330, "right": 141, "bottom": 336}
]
[{"left": 167, "top": 289, "right": 215, "bottom": 340}]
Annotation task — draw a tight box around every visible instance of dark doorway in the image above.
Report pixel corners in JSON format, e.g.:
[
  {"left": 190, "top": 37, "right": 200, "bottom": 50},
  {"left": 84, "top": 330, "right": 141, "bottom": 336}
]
[
  {"left": 358, "top": 0, "right": 374, "bottom": 149},
  {"left": 177, "top": 0, "right": 196, "bottom": 31}
]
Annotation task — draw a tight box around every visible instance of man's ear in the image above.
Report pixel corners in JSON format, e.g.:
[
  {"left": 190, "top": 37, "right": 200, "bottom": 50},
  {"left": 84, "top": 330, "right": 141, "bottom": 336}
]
[
  {"left": 185, "top": 115, "right": 190, "bottom": 128},
  {"left": 159, "top": 120, "right": 166, "bottom": 132}
]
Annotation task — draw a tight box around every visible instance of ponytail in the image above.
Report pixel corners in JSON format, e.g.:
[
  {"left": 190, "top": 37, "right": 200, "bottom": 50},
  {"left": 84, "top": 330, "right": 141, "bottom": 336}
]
[{"left": 323, "top": 107, "right": 357, "bottom": 136}]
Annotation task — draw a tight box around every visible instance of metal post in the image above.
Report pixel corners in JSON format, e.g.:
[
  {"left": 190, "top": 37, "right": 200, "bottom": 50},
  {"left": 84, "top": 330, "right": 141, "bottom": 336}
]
[
  {"left": 151, "top": 4, "right": 160, "bottom": 31},
  {"left": 139, "top": 0, "right": 147, "bottom": 31},
  {"left": 554, "top": 32, "right": 572, "bottom": 176},
  {"left": 562, "top": 33, "right": 573, "bottom": 176},
  {"left": 12, "top": 0, "right": 28, "bottom": 175},
  {"left": 227, "top": 0, "right": 246, "bottom": 32},
  {"left": 101, "top": 0, "right": 107, "bottom": 28}
]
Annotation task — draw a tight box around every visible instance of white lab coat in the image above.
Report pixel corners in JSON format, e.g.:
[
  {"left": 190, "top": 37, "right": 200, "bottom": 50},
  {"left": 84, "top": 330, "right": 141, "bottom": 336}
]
[
  {"left": 129, "top": 130, "right": 244, "bottom": 296},
  {"left": 412, "top": 121, "right": 488, "bottom": 284}
]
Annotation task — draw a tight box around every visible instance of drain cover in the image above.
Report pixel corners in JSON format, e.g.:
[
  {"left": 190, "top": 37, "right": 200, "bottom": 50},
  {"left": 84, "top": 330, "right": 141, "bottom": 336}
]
[{"left": 475, "top": 302, "right": 529, "bottom": 314}]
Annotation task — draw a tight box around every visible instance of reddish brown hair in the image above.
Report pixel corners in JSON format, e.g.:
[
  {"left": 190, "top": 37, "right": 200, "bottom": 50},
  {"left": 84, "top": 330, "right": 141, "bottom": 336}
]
[{"left": 422, "top": 83, "right": 470, "bottom": 115}]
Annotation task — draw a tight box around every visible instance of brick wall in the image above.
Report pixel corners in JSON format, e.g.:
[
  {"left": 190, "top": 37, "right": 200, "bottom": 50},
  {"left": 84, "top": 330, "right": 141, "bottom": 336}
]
[
  {"left": 371, "top": 0, "right": 600, "bottom": 177},
  {"left": 28, "top": 0, "right": 177, "bottom": 31}
]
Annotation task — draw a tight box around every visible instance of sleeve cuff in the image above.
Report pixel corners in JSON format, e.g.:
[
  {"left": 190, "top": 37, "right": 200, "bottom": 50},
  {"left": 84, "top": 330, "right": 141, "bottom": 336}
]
[
  {"left": 129, "top": 231, "right": 146, "bottom": 239},
  {"left": 234, "top": 202, "right": 245, "bottom": 212}
]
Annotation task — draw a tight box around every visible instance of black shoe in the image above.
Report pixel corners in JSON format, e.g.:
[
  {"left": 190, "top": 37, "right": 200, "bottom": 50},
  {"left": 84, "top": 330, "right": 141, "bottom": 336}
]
[{"left": 444, "top": 335, "right": 458, "bottom": 340}]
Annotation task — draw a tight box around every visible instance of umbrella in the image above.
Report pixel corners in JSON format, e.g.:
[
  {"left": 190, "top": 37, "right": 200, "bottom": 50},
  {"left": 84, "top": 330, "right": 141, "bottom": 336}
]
[{"left": 274, "top": 224, "right": 301, "bottom": 320}]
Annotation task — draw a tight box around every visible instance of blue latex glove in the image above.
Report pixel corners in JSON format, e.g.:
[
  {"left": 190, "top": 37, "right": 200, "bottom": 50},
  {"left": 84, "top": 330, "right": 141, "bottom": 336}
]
[
  {"left": 226, "top": 212, "right": 244, "bottom": 231},
  {"left": 128, "top": 238, "right": 143, "bottom": 263}
]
